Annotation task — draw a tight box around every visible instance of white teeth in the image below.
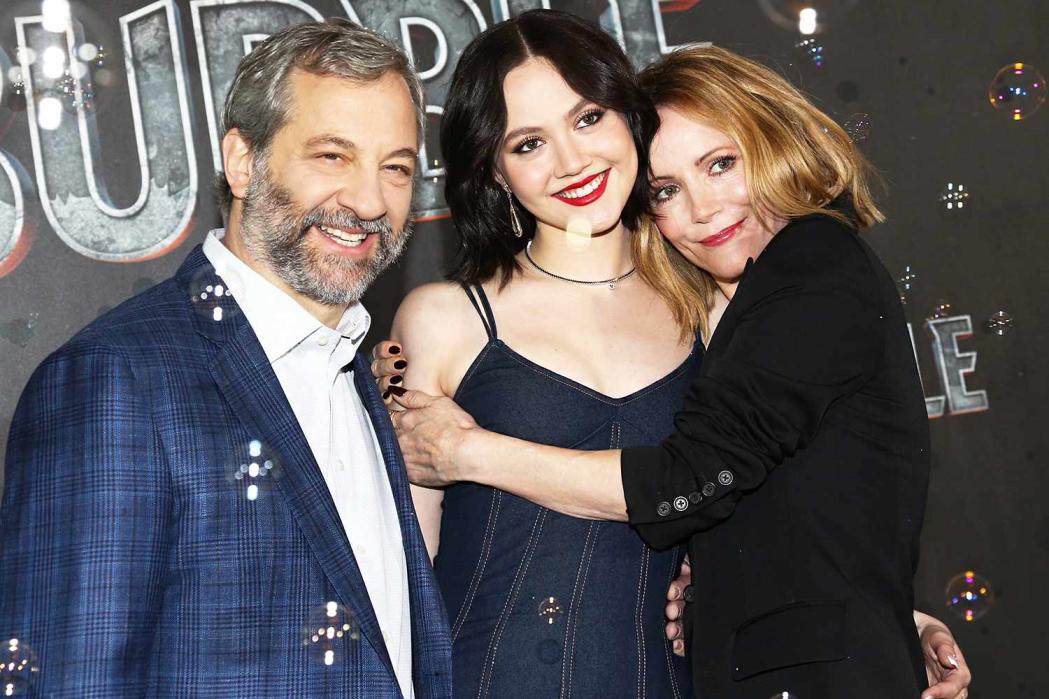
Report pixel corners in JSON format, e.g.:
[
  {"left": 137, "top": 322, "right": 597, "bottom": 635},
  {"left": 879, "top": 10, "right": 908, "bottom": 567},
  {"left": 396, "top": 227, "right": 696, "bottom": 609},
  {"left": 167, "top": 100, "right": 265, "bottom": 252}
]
[
  {"left": 557, "top": 172, "right": 606, "bottom": 199},
  {"left": 319, "top": 225, "right": 367, "bottom": 247}
]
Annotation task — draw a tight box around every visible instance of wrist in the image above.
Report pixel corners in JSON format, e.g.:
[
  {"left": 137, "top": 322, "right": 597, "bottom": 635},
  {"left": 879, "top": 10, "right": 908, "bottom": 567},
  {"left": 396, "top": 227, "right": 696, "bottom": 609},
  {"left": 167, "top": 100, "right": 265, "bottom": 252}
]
[{"left": 450, "top": 426, "right": 496, "bottom": 483}]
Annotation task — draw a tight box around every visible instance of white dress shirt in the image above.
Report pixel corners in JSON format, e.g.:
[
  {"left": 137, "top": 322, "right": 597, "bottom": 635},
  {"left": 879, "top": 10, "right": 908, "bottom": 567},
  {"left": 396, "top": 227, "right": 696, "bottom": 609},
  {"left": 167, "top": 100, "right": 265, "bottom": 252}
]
[{"left": 204, "top": 230, "right": 414, "bottom": 698}]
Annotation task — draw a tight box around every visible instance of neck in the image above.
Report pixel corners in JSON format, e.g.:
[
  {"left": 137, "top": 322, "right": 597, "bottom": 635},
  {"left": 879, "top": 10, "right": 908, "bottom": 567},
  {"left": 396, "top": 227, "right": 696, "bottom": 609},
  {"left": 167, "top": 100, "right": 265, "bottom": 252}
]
[
  {"left": 717, "top": 280, "right": 739, "bottom": 300},
  {"left": 224, "top": 209, "right": 349, "bottom": 329},
  {"left": 527, "top": 221, "right": 634, "bottom": 281}
]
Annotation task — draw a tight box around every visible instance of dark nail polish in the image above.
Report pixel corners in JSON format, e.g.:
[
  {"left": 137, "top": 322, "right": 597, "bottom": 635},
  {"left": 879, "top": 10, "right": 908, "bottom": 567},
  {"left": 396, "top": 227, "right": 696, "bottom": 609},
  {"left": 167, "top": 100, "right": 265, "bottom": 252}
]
[
  {"left": 389, "top": 385, "right": 407, "bottom": 397},
  {"left": 390, "top": 345, "right": 401, "bottom": 355},
  {"left": 394, "top": 359, "right": 407, "bottom": 370},
  {"left": 390, "top": 375, "right": 403, "bottom": 385},
  {"left": 382, "top": 391, "right": 390, "bottom": 400}
]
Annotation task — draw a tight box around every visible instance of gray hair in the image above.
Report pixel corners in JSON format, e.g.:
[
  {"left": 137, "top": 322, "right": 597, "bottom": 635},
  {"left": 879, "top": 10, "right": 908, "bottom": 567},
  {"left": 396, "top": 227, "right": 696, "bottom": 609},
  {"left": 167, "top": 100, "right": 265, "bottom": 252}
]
[{"left": 214, "top": 18, "right": 425, "bottom": 218}]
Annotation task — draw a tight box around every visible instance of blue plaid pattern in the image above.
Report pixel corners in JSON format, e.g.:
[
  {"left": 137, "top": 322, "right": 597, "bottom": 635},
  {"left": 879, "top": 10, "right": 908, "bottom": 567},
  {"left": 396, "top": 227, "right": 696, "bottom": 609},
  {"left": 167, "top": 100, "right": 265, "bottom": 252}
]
[{"left": 0, "top": 246, "right": 452, "bottom": 698}]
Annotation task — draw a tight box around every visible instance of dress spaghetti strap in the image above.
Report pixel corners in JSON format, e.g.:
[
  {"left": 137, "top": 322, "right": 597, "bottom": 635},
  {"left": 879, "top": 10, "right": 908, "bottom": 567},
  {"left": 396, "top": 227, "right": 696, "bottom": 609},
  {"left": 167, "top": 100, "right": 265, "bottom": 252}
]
[{"left": 459, "top": 282, "right": 498, "bottom": 340}]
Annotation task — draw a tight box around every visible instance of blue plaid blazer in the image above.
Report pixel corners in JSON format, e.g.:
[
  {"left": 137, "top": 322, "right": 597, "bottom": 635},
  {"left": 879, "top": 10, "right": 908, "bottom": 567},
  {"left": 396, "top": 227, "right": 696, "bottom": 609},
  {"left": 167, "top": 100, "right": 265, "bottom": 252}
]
[{"left": 0, "top": 247, "right": 452, "bottom": 698}]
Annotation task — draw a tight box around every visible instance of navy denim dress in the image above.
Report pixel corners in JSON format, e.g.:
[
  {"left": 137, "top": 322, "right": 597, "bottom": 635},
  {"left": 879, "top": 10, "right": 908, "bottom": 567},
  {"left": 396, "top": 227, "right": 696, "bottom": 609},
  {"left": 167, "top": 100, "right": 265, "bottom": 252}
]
[{"left": 434, "top": 284, "right": 700, "bottom": 698}]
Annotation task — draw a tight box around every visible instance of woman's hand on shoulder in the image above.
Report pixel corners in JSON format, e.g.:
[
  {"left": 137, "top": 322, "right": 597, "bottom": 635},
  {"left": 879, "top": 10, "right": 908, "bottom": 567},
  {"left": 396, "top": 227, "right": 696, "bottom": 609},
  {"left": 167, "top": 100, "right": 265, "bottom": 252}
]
[{"left": 371, "top": 340, "right": 407, "bottom": 404}]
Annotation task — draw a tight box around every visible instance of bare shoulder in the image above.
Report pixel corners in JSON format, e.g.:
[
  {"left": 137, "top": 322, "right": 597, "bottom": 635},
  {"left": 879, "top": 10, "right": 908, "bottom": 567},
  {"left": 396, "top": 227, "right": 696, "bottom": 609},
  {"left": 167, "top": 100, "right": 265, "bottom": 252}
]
[
  {"left": 393, "top": 281, "right": 477, "bottom": 344},
  {"left": 392, "top": 281, "right": 490, "bottom": 395}
]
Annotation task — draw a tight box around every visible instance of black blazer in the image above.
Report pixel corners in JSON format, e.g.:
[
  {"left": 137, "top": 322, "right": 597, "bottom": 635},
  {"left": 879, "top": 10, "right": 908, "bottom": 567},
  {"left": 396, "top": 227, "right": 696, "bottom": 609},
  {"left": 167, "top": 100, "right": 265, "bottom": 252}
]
[{"left": 622, "top": 213, "right": 930, "bottom": 697}]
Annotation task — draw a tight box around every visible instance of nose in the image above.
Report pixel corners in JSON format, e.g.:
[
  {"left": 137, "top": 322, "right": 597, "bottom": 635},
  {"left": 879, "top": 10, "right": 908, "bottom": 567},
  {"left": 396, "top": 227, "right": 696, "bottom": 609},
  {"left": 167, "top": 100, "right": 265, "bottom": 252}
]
[
  {"left": 553, "top": 135, "right": 590, "bottom": 180},
  {"left": 336, "top": 169, "right": 388, "bottom": 223},
  {"left": 689, "top": 182, "right": 721, "bottom": 225}
]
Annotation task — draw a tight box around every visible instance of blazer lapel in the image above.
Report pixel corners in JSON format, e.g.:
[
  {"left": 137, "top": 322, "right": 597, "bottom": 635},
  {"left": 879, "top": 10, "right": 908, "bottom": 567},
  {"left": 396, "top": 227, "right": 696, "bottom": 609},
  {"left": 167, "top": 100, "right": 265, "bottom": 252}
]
[
  {"left": 351, "top": 354, "right": 452, "bottom": 683},
  {"left": 177, "top": 247, "right": 396, "bottom": 679}
]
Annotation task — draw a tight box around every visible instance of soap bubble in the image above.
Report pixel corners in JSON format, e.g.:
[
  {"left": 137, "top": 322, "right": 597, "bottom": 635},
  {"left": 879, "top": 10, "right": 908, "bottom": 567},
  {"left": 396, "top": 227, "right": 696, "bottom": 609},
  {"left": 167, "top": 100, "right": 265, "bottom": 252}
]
[
  {"left": 946, "top": 570, "right": 994, "bottom": 622},
  {"left": 988, "top": 63, "right": 1047, "bottom": 121},
  {"left": 228, "top": 439, "right": 283, "bottom": 502},
  {"left": 1, "top": 638, "right": 39, "bottom": 696},
  {"left": 537, "top": 596, "right": 563, "bottom": 625},
  {"left": 843, "top": 113, "right": 871, "bottom": 143},
  {"left": 188, "top": 267, "right": 243, "bottom": 323},
  {"left": 939, "top": 182, "right": 970, "bottom": 211},
  {"left": 302, "top": 601, "right": 359, "bottom": 667},
  {"left": 983, "top": 310, "right": 1014, "bottom": 336}
]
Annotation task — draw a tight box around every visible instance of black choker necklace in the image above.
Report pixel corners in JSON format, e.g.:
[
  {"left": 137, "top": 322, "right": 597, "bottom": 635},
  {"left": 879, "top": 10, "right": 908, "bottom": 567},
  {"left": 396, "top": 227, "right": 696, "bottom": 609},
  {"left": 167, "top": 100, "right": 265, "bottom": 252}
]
[{"left": 524, "top": 241, "right": 637, "bottom": 290}]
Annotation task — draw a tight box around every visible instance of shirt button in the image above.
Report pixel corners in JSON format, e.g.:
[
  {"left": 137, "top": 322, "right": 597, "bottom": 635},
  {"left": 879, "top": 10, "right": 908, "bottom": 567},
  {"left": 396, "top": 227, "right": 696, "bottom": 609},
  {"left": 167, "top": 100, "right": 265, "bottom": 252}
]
[{"left": 318, "top": 336, "right": 329, "bottom": 347}]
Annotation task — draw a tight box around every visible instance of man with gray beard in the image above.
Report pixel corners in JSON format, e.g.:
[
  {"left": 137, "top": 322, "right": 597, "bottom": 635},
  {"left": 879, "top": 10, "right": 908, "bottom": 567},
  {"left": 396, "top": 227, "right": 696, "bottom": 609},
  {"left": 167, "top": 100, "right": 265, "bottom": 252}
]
[{"left": 0, "top": 20, "right": 451, "bottom": 698}]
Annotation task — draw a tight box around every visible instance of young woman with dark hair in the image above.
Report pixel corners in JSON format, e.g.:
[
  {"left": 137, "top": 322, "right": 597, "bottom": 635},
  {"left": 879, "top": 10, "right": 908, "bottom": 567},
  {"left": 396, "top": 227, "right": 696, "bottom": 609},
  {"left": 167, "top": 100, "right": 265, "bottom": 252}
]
[
  {"left": 386, "top": 9, "right": 703, "bottom": 697},
  {"left": 379, "top": 36, "right": 973, "bottom": 699}
]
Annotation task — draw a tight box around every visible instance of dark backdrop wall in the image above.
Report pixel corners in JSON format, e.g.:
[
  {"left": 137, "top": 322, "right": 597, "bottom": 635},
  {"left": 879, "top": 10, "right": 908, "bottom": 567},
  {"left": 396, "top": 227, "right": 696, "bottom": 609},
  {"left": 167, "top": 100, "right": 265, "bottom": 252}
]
[{"left": 0, "top": 1, "right": 1045, "bottom": 695}]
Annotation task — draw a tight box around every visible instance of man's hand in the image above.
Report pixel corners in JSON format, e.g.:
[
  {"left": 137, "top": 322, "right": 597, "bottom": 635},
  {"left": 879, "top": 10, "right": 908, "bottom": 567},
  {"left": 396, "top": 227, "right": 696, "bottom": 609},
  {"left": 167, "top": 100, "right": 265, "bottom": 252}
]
[
  {"left": 665, "top": 557, "right": 691, "bottom": 657},
  {"left": 389, "top": 387, "right": 478, "bottom": 486}
]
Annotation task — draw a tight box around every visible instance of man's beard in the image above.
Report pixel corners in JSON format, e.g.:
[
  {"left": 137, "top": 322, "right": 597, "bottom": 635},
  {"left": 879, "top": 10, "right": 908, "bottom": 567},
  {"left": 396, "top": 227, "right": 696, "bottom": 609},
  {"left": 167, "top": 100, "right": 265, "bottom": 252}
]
[{"left": 238, "top": 162, "right": 413, "bottom": 306}]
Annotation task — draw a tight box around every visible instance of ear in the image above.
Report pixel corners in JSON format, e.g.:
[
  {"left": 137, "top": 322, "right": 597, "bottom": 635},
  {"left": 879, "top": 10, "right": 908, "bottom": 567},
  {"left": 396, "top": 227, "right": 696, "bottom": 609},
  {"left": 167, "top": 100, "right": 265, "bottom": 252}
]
[
  {"left": 221, "top": 129, "right": 254, "bottom": 201},
  {"left": 492, "top": 168, "right": 509, "bottom": 192}
]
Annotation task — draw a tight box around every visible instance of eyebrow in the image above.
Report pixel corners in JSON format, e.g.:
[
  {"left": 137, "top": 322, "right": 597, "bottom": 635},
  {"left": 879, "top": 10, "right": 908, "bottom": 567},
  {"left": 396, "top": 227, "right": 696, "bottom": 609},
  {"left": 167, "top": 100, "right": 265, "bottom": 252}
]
[
  {"left": 304, "top": 135, "right": 417, "bottom": 161},
  {"left": 304, "top": 134, "right": 355, "bottom": 150},
  {"left": 502, "top": 97, "right": 593, "bottom": 147},
  {"left": 386, "top": 147, "right": 419, "bottom": 160},
  {"left": 649, "top": 145, "right": 734, "bottom": 181}
]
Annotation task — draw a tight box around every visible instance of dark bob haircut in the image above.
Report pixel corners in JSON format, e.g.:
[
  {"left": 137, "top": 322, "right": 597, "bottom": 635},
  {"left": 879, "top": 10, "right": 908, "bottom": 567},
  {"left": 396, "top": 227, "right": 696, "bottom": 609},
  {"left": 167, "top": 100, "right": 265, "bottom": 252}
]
[{"left": 441, "top": 9, "right": 659, "bottom": 287}]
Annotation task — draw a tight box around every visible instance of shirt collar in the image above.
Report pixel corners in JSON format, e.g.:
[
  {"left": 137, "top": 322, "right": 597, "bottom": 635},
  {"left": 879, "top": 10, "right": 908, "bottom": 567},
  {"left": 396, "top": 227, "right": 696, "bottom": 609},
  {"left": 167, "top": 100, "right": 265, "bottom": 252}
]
[{"left": 202, "top": 229, "right": 371, "bottom": 364}]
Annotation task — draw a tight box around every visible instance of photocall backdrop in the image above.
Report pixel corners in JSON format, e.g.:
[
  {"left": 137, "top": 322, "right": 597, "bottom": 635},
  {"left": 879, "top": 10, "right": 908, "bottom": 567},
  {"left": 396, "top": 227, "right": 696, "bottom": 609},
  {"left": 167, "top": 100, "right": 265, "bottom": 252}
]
[{"left": 0, "top": 0, "right": 1045, "bottom": 694}]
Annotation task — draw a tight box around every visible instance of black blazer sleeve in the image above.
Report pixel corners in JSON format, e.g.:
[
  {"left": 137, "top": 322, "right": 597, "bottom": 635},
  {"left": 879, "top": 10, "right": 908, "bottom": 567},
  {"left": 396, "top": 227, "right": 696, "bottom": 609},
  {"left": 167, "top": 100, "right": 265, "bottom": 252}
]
[{"left": 621, "top": 217, "right": 886, "bottom": 550}]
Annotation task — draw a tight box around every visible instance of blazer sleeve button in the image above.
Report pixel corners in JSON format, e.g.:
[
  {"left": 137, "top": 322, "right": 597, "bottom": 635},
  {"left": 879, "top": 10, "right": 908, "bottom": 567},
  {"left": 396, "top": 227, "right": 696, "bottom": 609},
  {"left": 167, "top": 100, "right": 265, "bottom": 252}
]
[
  {"left": 673, "top": 496, "right": 689, "bottom": 511},
  {"left": 717, "top": 470, "right": 734, "bottom": 486},
  {"left": 701, "top": 482, "right": 716, "bottom": 497},
  {"left": 657, "top": 501, "right": 672, "bottom": 517}
]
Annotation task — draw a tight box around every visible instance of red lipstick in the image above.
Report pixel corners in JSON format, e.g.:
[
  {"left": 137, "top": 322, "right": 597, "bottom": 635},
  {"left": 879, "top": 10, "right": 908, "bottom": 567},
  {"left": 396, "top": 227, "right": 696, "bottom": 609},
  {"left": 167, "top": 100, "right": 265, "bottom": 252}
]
[
  {"left": 552, "top": 169, "right": 610, "bottom": 207},
  {"left": 700, "top": 218, "right": 745, "bottom": 247}
]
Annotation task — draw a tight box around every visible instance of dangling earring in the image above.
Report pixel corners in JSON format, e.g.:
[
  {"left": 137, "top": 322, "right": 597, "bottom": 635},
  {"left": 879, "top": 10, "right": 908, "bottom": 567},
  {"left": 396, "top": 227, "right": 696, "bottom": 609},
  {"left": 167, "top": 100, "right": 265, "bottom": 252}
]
[{"left": 503, "top": 183, "right": 523, "bottom": 238}]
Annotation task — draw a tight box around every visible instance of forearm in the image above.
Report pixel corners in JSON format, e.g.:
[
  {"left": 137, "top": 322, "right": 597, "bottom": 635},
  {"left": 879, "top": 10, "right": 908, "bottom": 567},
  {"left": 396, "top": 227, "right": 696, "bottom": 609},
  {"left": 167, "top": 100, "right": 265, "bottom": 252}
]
[{"left": 457, "top": 428, "right": 627, "bottom": 521}]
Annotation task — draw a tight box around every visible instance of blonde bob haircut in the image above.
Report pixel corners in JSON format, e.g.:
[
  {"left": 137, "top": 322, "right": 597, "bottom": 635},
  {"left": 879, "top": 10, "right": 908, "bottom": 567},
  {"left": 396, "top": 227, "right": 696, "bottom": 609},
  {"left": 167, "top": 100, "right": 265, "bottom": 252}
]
[{"left": 632, "top": 45, "right": 884, "bottom": 342}]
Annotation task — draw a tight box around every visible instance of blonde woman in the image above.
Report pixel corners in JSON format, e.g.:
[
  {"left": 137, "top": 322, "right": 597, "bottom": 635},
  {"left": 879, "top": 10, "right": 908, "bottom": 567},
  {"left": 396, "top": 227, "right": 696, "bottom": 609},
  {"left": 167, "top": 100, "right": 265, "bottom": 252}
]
[{"left": 383, "top": 43, "right": 972, "bottom": 698}]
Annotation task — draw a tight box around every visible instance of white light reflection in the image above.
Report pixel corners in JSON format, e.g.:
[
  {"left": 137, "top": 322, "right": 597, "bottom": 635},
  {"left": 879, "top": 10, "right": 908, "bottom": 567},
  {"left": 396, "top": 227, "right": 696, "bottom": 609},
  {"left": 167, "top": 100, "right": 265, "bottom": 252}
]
[
  {"left": 41, "top": 46, "right": 66, "bottom": 79},
  {"left": 798, "top": 7, "right": 818, "bottom": 35},
  {"left": 41, "top": 0, "right": 72, "bottom": 33},
  {"left": 77, "top": 43, "right": 99, "bottom": 62},
  {"left": 37, "top": 96, "right": 63, "bottom": 130}
]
